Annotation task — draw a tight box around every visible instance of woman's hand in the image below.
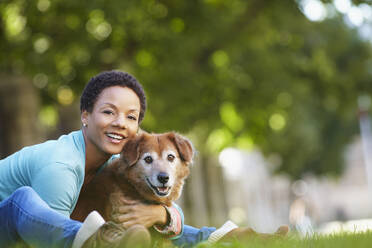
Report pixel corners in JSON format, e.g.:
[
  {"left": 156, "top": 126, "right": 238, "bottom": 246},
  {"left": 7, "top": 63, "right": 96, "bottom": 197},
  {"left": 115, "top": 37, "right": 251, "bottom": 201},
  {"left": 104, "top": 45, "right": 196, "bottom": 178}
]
[{"left": 111, "top": 197, "right": 168, "bottom": 229}]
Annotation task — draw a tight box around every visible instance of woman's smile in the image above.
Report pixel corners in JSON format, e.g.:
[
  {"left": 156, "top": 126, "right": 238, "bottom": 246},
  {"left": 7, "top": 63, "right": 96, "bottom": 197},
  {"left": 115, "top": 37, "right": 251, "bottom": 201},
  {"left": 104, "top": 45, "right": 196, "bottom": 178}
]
[
  {"left": 105, "top": 132, "right": 126, "bottom": 144},
  {"left": 82, "top": 86, "right": 141, "bottom": 157}
]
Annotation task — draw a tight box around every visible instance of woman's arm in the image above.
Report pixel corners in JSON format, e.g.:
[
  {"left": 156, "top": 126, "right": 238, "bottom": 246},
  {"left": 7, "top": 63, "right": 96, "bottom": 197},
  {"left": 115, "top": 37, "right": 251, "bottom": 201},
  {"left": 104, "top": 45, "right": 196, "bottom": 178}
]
[
  {"left": 111, "top": 198, "right": 184, "bottom": 237},
  {"left": 111, "top": 199, "right": 167, "bottom": 228},
  {"left": 31, "top": 162, "right": 80, "bottom": 216},
  {"left": 172, "top": 225, "right": 217, "bottom": 248},
  {"left": 109, "top": 198, "right": 235, "bottom": 247},
  {"left": 153, "top": 203, "right": 184, "bottom": 238}
]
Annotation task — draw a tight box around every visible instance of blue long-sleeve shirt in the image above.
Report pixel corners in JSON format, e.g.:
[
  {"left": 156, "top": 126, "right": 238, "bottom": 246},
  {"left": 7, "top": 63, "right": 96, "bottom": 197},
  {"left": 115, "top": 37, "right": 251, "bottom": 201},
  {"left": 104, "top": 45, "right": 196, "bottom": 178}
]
[{"left": 0, "top": 130, "right": 87, "bottom": 216}]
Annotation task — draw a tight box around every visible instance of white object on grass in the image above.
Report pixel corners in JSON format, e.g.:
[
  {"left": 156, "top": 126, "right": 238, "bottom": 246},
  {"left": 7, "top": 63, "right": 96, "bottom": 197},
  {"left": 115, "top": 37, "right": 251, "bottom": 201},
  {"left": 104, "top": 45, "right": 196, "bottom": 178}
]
[
  {"left": 71, "top": 211, "right": 106, "bottom": 248},
  {"left": 207, "top": 220, "right": 238, "bottom": 244}
]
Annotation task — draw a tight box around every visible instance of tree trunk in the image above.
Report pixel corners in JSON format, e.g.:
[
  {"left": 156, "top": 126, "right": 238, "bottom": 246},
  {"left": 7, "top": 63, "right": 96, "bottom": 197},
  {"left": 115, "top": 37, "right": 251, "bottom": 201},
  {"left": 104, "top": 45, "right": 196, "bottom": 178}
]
[
  {"left": 179, "top": 155, "right": 209, "bottom": 227},
  {"left": 203, "top": 156, "right": 228, "bottom": 227},
  {"left": 179, "top": 153, "right": 228, "bottom": 227},
  {"left": 0, "top": 74, "right": 44, "bottom": 158}
]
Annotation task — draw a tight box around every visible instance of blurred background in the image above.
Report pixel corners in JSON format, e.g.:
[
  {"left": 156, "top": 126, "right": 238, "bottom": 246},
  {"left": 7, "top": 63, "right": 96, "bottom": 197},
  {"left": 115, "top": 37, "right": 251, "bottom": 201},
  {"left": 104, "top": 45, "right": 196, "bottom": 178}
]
[{"left": 1, "top": 0, "right": 372, "bottom": 235}]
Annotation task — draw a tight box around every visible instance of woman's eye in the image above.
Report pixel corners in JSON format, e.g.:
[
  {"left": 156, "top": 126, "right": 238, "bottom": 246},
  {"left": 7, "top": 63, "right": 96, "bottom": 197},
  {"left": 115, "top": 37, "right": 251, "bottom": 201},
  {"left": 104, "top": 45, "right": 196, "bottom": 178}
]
[
  {"left": 103, "top": 110, "right": 114, "bottom": 115},
  {"left": 167, "top": 154, "right": 175, "bottom": 162},
  {"left": 128, "top": 115, "right": 137, "bottom": 121},
  {"left": 144, "top": 156, "right": 153, "bottom": 164}
]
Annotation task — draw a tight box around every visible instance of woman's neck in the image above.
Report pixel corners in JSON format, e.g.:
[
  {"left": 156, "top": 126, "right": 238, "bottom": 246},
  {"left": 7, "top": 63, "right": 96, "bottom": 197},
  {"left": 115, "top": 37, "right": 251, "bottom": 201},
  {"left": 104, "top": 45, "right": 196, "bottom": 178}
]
[{"left": 82, "top": 130, "right": 111, "bottom": 185}]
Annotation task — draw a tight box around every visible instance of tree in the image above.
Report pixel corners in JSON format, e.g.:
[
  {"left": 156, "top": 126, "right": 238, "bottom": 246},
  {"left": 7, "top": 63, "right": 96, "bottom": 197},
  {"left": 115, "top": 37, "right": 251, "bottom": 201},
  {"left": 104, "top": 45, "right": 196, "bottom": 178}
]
[{"left": 0, "top": 0, "right": 371, "bottom": 179}]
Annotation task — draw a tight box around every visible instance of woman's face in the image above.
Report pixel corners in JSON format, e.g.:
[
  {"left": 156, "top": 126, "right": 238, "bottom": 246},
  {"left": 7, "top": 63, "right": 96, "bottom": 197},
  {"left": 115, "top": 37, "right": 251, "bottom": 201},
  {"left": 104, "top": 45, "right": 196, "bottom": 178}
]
[{"left": 81, "top": 86, "right": 141, "bottom": 156}]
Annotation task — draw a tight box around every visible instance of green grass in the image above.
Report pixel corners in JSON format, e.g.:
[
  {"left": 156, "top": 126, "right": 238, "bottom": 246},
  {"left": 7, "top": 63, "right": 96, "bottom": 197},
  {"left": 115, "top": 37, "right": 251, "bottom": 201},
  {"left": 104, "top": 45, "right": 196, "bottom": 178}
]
[
  {"left": 196, "top": 232, "right": 372, "bottom": 248},
  {"left": 10, "top": 231, "right": 372, "bottom": 247}
]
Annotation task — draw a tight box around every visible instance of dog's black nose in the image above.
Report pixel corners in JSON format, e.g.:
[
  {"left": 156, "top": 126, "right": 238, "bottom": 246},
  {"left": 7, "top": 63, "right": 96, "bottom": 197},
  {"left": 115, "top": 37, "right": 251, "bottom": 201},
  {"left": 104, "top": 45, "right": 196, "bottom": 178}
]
[{"left": 157, "top": 172, "right": 169, "bottom": 184}]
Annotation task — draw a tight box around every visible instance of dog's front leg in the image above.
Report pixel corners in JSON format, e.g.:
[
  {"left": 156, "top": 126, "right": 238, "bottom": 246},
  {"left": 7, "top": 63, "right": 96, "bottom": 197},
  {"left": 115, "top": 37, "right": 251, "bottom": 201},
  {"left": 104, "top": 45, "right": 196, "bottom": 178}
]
[{"left": 107, "top": 191, "right": 125, "bottom": 223}]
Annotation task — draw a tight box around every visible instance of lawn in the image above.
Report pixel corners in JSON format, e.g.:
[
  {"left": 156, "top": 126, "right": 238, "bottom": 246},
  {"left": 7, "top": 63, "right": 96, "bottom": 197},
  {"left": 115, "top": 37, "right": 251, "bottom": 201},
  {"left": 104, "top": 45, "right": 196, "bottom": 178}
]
[
  {"left": 197, "top": 232, "right": 372, "bottom": 248},
  {"left": 11, "top": 231, "right": 372, "bottom": 247}
]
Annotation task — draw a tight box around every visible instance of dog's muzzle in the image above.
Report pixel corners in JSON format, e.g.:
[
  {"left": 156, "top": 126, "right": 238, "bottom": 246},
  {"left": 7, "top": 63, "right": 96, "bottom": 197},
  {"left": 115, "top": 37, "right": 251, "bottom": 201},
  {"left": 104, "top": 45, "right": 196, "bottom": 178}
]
[{"left": 145, "top": 176, "right": 171, "bottom": 197}]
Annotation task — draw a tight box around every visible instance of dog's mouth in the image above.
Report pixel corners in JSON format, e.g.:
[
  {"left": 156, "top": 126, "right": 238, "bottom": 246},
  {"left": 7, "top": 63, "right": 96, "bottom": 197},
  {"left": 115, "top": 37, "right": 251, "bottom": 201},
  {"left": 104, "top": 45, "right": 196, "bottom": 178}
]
[{"left": 145, "top": 178, "right": 171, "bottom": 197}]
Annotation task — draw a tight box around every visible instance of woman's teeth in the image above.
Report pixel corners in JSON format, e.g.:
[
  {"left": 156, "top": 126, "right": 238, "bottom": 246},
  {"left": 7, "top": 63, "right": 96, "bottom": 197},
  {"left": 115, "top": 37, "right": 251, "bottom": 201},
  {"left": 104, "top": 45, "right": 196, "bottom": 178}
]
[{"left": 107, "top": 133, "right": 124, "bottom": 140}]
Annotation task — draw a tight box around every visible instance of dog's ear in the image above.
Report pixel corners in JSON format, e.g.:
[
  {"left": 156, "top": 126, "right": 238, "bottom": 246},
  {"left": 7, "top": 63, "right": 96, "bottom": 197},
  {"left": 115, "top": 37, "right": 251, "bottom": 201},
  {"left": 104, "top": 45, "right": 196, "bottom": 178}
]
[
  {"left": 120, "top": 135, "right": 143, "bottom": 166},
  {"left": 168, "top": 133, "right": 194, "bottom": 164}
]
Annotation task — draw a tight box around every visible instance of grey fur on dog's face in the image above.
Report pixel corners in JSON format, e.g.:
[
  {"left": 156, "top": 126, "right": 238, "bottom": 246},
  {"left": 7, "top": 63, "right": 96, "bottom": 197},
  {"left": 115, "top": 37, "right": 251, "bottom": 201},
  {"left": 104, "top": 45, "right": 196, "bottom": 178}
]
[
  {"left": 119, "top": 132, "right": 193, "bottom": 205},
  {"left": 139, "top": 148, "right": 179, "bottom": 197}
]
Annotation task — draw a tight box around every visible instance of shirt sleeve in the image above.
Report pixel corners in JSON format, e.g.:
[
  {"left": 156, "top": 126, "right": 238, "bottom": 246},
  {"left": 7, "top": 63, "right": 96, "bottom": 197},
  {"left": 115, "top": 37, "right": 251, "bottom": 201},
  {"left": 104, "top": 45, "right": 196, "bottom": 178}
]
[
  {"left": 31, "top": 162, "right": 80, "bottom": 216},
  {"left": 153, "top": 203, "right": 184, "bottom": 239}
]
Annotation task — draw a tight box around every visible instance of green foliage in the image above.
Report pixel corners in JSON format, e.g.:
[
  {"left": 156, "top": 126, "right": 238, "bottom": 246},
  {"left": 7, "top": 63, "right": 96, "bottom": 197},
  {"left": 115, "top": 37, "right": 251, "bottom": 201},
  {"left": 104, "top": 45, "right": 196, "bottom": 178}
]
[{"left": 1, "top": 0, "right": 371, "bottom": 178}]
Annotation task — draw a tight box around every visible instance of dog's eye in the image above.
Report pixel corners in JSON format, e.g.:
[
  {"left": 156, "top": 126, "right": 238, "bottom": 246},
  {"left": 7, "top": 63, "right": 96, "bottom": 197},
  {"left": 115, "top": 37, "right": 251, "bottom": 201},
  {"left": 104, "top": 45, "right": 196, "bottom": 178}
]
[
  {"left": 144, "top": 156, "right": 153, "bottom": 164},
  {"left": 167, "top": 154, "right": 175, "bottom": 162}
]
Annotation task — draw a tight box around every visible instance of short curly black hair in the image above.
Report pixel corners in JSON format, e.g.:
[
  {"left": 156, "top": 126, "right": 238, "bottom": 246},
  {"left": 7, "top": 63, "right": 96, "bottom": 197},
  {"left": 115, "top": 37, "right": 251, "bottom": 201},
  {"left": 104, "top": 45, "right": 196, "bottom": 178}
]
[{"left": 80, "top": 70, "right": 146, "bottom": 123}]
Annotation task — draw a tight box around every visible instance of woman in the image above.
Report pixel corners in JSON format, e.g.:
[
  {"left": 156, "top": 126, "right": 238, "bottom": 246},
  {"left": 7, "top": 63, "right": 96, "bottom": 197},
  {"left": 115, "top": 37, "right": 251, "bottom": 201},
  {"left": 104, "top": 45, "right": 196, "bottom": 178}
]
[{"left": 0, "top": 71, "right": 221, "bottom": 248}]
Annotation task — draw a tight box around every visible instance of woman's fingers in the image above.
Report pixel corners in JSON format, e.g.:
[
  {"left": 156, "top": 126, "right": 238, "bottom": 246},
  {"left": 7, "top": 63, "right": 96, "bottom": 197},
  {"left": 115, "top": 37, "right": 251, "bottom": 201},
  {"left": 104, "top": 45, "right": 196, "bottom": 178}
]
[
  {"left": 121, "top": 220, "right": 139, "bottom": 229},
  {"left": 120, "top": 197, "right": 140, "bottom": 205},
  {"left": 112, "top": 213, "right": 134, "bottom": 223},
  {"left": 111, "top": 213, "right": 149, "bottom": 229},
  {"left": 114, "top": 205, "right": 136, "bottom": 214},
  {"left": 110, "top": 200, "right": 165, "bottom": 228}
]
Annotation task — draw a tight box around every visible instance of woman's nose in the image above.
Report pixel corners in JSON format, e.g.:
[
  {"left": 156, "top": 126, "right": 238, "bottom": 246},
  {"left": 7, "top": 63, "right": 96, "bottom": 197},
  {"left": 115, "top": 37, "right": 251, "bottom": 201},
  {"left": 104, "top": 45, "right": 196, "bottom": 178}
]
[{"left": 113, "top": 114, "right": 127, "bottom": 128}]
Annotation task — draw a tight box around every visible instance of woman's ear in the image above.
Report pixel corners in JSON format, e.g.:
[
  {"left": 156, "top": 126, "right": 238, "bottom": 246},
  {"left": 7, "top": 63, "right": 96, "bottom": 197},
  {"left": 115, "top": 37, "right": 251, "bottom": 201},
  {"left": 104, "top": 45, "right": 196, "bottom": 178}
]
[
  {"left": 168, "top": 133, "right": 194, "bottom": 165},
  {"left": 81, "top": 110, "right": 89, "bottom": 127}
]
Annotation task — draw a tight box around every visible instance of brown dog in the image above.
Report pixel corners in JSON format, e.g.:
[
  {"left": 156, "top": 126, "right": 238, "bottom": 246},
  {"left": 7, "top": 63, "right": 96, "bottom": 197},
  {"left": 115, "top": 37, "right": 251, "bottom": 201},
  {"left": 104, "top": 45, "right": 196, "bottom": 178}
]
[
  {"left": 71, "top": 131, "right": 288, "bottom": 245},
  {"left": 71, "top": 131, "right": 193, "bottom": 224}
]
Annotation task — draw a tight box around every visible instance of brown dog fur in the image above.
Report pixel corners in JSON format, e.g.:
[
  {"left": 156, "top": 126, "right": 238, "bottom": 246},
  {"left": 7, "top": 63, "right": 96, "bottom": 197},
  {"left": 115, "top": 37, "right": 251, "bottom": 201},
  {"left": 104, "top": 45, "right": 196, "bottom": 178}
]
[
  {"left": 71, "top": 131, "right": 193, "bottom": 223},
  {"left": 71, "top": 131, "right": 288, "bottom": 244}
]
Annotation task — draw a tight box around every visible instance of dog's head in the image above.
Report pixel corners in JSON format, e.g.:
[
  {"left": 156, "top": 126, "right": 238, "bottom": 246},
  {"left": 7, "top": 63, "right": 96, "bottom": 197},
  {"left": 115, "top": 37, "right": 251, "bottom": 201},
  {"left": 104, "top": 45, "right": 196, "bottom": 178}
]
[{"left": 117, "top": 132, "right": 194, "bottom": 205}]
